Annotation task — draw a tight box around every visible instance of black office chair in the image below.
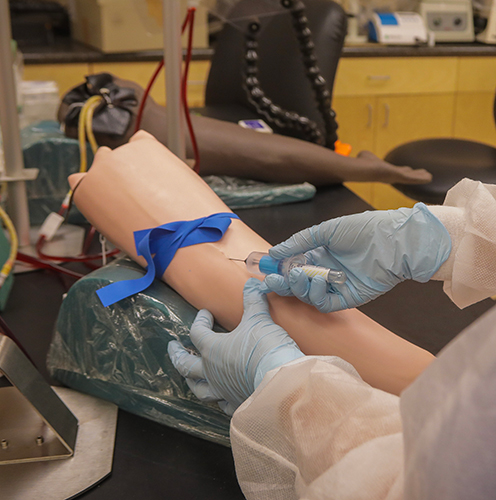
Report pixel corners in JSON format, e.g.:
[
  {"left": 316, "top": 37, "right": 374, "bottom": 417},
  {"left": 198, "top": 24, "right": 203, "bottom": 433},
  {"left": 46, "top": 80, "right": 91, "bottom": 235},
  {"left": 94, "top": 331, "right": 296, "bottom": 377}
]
[
  {"left": 203, "top": 0, "right": 348, "bottom": 150},
  {"left": 386, "top": 94, "right": 496, "bottom": 205}
]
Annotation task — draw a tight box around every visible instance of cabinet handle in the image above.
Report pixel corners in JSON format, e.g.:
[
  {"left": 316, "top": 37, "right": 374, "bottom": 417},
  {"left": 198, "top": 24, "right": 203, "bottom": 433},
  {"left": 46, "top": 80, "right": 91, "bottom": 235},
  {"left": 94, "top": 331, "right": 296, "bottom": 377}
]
[
  {"left": 366, "top": 103, "right": 373, "bottom": 128},
  {"left": 383, "top": 103, "right": 390, "bottom": 128},
  {"left": 367, "top": 75, "right": 391, "bottom": 81}
]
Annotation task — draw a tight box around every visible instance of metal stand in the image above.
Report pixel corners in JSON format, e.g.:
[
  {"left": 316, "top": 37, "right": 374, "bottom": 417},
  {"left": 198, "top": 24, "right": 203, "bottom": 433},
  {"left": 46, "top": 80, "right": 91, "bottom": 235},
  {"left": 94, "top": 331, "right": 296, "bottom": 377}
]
[
  {"left": 0, "top": 334, "right": 118, "bottom": 499},
  {"left": 163, "top": 0, "right": 186, "bottom": 161},
  {"left": 0, "top": 0, "right": 38, "bottom": 248}
]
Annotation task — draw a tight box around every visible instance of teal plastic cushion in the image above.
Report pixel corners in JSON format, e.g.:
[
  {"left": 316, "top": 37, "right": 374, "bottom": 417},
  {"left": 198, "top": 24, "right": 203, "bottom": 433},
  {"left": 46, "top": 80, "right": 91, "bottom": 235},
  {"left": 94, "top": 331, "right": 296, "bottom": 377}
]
[
  {"left": 23, "top": 120, "right": 92, "bottom": 226},
  {"left": 47, "top": 257, "right": 231, "bottom": 446},
  {"left": 203, "top": 175, "right": 317, "bottom": 208}
]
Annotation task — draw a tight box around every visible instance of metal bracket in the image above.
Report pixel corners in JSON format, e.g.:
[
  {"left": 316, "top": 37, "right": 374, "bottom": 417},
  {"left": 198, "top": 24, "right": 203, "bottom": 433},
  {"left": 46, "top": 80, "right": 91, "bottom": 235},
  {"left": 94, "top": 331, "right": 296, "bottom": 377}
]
[
  {"left": 0, "top": 168, "right": 39, "bottom": 183},
  {"left": 0, "top": 334, "right": 78, "bottom": 464}
]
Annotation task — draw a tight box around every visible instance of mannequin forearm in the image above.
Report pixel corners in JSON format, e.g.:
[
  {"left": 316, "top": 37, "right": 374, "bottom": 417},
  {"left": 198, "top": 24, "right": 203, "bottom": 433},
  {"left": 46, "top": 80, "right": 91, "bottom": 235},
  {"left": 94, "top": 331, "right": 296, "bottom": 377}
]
[{"left": 70, "top": 131, "right": 434, "bottom": 396}]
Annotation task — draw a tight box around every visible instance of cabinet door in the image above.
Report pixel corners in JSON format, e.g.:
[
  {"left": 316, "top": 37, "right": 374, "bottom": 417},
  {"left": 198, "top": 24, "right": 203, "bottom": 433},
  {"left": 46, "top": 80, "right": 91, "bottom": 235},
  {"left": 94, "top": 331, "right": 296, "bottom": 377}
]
[
  {"left": 24, "top": 63, "right": 90, "bottom": 97},
  {"left": 454, "top": 92, "right": 496, "bottom": 146},
  {"left": 374, "top": 94, "right": 455, "bottom": 159},
  {"left": 332, "top": 96, "right": 375, "bottom": 154}
]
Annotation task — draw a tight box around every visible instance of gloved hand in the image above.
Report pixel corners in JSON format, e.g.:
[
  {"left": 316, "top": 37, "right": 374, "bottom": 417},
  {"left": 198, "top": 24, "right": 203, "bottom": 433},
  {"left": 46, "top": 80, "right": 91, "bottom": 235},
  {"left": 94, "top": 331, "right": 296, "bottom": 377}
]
[
  {"left": 168, "top": 278, "right": 304, "bottom": 415},
  {"left": 263, "top": 203, "right": 451, "bottom": 313}
]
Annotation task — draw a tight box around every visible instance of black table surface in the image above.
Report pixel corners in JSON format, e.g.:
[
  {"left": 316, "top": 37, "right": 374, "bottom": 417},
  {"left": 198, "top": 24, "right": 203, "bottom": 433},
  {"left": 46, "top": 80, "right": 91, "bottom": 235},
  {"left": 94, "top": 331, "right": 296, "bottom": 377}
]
[{"left": 2, "top": 183, "right": 494, "bottom": 499}]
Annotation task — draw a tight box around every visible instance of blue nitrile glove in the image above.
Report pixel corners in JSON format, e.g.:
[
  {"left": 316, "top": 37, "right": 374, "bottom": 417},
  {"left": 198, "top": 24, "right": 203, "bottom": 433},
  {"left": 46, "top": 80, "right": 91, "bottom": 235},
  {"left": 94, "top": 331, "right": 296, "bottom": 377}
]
[
  {"left": 263, "top": 203, "right": 451, "bottom": 313},
  {"left": 168, "top": 278, "right": 304, "bottom": 416}
]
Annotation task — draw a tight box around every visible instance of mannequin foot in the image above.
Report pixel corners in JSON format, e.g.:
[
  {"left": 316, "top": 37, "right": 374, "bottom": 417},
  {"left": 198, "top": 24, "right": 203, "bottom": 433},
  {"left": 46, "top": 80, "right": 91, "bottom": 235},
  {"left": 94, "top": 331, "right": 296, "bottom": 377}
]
[{"left": 355, "top": 151, "right": 432, "bottom": 184}]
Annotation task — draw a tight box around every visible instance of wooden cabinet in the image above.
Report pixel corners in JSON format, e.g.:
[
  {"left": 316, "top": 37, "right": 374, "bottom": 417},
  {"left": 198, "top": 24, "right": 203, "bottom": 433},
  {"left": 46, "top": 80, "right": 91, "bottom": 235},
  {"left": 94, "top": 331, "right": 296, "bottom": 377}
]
[
  {"left": 23, "top": 60, "right": 211, "bottom": 108},
  {"left": 333, "top": 57, "right": 457, "bottom": 157},
  {"left": 453, "top": 57, "right": 496, "bottom": 146},
  {"left": 374, "top": 94, "right": 455, "bottom": 158},
  {"left": 23, "top": 63, "right": 91, "bottom": 97},
  {"left": 333, "top": 57, "right": 458, "bottom": 209}
]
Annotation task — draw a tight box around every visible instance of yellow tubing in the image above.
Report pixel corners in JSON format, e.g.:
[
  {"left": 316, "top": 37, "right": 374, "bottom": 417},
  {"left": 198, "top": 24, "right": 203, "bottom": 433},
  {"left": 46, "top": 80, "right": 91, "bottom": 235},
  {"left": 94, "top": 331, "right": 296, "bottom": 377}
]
[{"left": 0, "top": 203, "right": 18, "bottom": 285}]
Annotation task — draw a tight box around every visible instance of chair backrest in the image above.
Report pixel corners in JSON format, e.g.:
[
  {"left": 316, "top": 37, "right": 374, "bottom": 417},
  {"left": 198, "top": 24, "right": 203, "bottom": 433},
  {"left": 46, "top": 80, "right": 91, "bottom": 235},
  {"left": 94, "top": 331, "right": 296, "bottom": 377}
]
[{"left": 205, "top": 0, "right": 347, "bottom": 141}]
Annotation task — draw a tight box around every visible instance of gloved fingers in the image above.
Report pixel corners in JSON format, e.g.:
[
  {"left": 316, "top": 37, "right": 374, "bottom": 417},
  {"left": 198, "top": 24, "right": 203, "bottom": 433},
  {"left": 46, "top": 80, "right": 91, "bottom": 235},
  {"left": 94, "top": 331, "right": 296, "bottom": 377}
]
[
  {"left": 218, "top": 400, "right": 236, "bottom": 416},
  {"left": 242, "top": 278, "right": 272, "bottom": 317},
  {"left": 168, "top": 340, "right": 205, "bottom": 380},
  {"left": 288, "top": 267, "right": 311, "bottom": 303},
  {"left": 308, "top": 277, "right": 347, "bottom": 313},
  {"left": 269, "top": 223, "right": 330, "bottom": 259},
  {"left": 189, "top": 309, "right": 216, "bottom": 352},
  {"left": 262, "top": 273, "right": 293, "bottom": 296},
  {"left": 185, "top": 378, "right": 219, "bottom": 403}
]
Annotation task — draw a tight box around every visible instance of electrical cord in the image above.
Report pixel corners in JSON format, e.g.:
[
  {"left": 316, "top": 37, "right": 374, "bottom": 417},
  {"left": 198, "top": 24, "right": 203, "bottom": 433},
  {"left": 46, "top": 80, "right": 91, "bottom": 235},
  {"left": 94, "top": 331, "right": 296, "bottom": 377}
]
[{"left": 181, "top": 7, "right": 200, "bottom": 174}]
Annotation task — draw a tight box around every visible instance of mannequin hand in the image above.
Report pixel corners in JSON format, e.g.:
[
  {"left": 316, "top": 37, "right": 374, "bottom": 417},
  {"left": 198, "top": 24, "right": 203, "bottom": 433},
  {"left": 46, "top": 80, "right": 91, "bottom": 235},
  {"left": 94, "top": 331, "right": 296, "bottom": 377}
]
[
  {"left": 263, "top": 203, "right": 451, "bottom": 313},
  {"left": 168, "top": 278, "right": 304, "bottom": 415}
]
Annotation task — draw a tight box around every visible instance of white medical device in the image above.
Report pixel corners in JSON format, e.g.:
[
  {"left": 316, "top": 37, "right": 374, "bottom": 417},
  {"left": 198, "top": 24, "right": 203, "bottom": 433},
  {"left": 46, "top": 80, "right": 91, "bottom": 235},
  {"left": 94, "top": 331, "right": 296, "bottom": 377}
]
[
  {"left": 368, "top": 12, "right": 428, "bottom": 45},
  {"left": 474, "top": 0, "right": 496, "bottom": 44},
  {"left": 419, "top": 1, "right": 474, "bottom": 42}
]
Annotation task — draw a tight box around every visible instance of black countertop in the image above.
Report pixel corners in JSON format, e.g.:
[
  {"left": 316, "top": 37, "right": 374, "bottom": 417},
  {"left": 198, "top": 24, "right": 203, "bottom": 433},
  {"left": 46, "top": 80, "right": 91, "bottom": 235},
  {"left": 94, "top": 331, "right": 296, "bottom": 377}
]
[
  {"left": 2, "top": 183, "right": 493, "bottom": 500},
  {"left": 21, "top": 37, "right": 496, "bottom": 65}
]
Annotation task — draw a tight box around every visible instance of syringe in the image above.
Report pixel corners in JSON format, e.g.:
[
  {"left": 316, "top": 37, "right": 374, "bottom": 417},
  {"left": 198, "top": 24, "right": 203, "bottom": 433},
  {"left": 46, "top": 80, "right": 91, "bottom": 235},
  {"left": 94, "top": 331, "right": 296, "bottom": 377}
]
[{"left": 230, "top": 251, "right": 347, "bottom": 285}]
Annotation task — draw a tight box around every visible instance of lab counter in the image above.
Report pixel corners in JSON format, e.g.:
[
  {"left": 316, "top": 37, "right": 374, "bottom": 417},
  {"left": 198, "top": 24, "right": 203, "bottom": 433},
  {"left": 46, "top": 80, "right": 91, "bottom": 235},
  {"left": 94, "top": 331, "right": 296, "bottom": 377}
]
[
  {"left": 20, "top": 37, "right": 496, "bottom": 65},
  {"left": 1, "top": 183, "right": 494, "bottom": 499}
]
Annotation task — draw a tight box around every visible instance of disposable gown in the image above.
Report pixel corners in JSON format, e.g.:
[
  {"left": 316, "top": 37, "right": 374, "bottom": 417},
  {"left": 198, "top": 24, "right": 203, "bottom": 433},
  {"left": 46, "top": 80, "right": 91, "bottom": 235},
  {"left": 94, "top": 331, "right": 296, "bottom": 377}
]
[{"left": 230, "top": 179, "right": 496, "bottom": 500}]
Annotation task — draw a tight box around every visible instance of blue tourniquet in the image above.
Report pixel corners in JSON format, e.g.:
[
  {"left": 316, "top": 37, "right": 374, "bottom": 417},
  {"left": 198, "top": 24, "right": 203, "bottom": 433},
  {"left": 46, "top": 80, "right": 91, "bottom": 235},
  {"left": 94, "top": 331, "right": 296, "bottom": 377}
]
[{"left": 97, "top": 212, "right": 239, "bottom": 307}]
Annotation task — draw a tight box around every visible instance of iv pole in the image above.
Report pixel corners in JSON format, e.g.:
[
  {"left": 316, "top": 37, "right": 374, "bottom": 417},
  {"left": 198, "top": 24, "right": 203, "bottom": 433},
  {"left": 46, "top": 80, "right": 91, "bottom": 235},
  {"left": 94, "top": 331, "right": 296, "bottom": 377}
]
[
  {"left": 162, "top": 0, "right": 187, "bottom": 161},
  {"left": 0, "top": 0, "right": 37, "bottom": 248}
]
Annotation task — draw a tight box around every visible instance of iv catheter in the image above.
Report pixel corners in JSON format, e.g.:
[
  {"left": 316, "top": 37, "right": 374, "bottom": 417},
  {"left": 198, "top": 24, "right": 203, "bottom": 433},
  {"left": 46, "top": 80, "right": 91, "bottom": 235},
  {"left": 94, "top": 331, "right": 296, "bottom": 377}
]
[{"left": 230, "top": 251, "right": 347, "bottom": 285}]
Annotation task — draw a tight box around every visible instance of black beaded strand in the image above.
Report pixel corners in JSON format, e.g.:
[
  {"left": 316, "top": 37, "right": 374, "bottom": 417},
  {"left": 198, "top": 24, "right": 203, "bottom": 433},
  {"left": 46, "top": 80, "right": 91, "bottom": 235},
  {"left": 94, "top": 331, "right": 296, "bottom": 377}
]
[{"left": 243, "top": 19, "right": 324, "bottom": 146}]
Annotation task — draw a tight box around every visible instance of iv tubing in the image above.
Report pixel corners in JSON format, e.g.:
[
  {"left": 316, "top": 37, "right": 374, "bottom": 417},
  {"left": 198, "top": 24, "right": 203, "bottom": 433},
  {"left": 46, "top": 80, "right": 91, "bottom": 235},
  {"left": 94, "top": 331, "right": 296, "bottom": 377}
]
[
  {"left": 0, "top": 203, "right": 18, "bottom": 287},
  {"left": 134, "top": 8, "right": 200, "bottom": 172},
  {"left": 36, "top": 96, "right": 119, "bottom": 265}
]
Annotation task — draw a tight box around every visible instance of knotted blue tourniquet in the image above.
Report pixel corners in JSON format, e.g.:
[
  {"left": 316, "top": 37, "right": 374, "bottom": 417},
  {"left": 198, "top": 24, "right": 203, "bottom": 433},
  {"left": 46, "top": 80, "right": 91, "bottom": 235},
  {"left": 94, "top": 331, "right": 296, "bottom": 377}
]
[{"left": 97, "top": 212, "right": 239, "bottom": 307}]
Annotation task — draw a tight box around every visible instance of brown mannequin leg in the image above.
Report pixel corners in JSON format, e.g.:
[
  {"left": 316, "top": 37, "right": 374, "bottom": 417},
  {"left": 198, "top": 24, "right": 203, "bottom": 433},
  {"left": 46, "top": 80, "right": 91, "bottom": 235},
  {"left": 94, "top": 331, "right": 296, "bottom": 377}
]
[{"left": 59, "top": 75, "right": 432, "bottom": 186}]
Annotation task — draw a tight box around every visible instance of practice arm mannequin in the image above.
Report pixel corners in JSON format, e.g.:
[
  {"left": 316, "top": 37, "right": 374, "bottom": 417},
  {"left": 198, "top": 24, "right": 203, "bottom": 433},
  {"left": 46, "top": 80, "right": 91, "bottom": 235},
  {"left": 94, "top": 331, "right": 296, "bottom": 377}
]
[{"left": 69, "top": 131, "right": 434, "bottom": 395}]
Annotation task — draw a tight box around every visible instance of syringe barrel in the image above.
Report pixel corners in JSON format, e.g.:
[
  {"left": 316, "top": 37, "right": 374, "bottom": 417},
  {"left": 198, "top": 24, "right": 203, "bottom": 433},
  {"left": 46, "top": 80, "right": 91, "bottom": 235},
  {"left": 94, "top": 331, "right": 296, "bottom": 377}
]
[
  {"left": 245, "top": 251, "right": 347, "bottom": 285},
  {"left": 296, "top": 265, "right": 347, "bottom": 285}
]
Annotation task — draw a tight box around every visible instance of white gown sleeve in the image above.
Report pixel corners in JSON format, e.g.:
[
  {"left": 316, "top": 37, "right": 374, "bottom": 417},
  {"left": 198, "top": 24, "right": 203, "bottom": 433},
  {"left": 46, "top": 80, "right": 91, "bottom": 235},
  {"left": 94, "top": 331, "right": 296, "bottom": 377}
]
[
  {"left": 230, "top": 356, "right": 404, "bottom": 500},
  {"left": 427, "top": 178, "right": 496, "bottom": 308},
  {"left": 400, "top": 304, "right": 496, "bottom": 500}
]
